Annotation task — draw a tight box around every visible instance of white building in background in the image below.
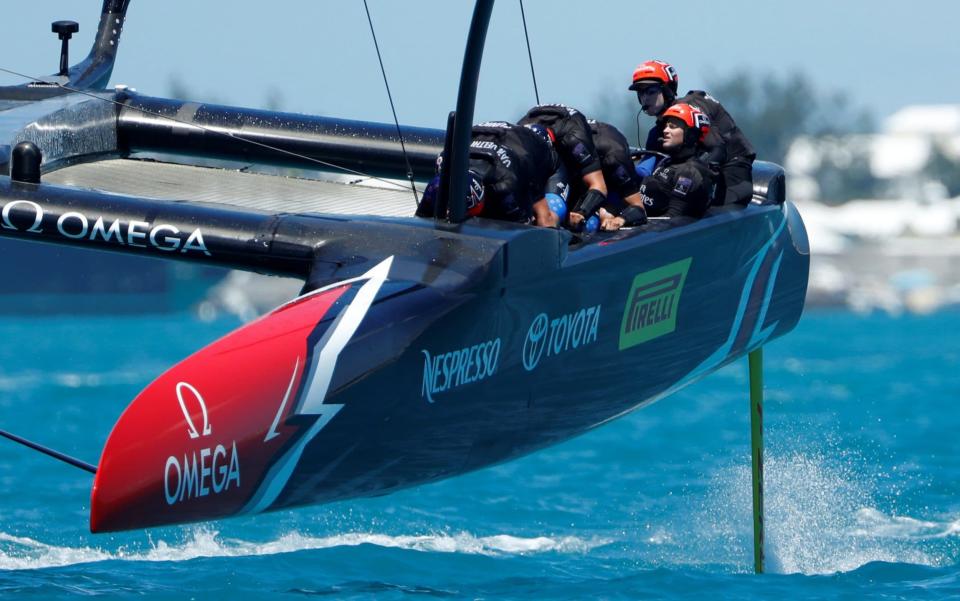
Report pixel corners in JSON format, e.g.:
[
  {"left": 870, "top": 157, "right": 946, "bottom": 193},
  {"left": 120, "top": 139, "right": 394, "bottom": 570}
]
[
  {"left": 786, "top": 104, "right": 960, "bottom": 204},
  {"left": 787, "top": 105, "right": 960, "bottom": 315}
]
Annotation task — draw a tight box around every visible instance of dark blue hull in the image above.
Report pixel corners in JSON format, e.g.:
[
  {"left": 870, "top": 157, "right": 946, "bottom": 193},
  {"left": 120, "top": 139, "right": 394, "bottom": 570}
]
[{"left": 277, "top": 202, "right": 808, "bottom": 509}]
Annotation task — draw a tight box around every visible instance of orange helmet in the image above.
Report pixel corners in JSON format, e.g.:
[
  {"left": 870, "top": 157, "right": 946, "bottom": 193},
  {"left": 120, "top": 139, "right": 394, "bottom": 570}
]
[
  {"left": 660, "top": 103, "right": 710, "bottom": 143},
  {"left": 629, "top": 60, "right": 679, "bottom": 95}
]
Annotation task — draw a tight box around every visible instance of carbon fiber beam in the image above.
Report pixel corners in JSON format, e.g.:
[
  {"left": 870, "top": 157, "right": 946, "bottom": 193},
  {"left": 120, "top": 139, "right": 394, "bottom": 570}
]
[{"left": 118, "top": 95, "right": 445, "bottom": 181}]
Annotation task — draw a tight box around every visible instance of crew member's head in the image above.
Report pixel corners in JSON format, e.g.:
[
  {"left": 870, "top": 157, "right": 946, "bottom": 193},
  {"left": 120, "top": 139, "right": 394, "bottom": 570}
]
[
  {"left": 658, "top": 103, "right": 710, "bottom": 153},
  {"left": 417, "top": 164, "right": 485, "bottom": 218},
  {"left": 523, "top": 123, "right": 556, "bottom": 147},
  {"left": 629, "top": 59, "right": 679, "bottom": 116},
  {"left": 465, "top": 169, "right": 485, "bottom": 217}
]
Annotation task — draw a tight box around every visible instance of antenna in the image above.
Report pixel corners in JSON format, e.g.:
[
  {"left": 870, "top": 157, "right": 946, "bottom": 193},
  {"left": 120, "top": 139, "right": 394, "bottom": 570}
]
[
  {"left": 636, "top": 109, "right": 644, "bottom": 147},
  {"left": 52, "top": 21, "right": 79, "bottom": 77}
]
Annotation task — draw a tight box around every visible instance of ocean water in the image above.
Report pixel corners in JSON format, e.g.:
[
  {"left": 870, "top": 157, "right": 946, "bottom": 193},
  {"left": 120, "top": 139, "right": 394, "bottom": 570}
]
[{"left": 0, "top": 309, "right": 958, "bottom": 599}]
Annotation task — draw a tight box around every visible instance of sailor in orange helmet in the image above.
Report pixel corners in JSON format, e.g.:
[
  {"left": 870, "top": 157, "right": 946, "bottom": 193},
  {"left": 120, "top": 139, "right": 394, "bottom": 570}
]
[
  {"left": 605, "top": 102, "right": 717, "bottom": 228},
  {"left": 629, "top": 59, "right": 755, "bottom": 206}
]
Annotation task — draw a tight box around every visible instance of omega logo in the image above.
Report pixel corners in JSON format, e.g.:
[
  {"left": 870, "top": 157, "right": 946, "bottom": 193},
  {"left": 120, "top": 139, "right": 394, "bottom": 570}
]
[
  {"left": 176, "top": 381, "right": 211, "bottom": 439},
  {"left": 0, "top": 198, "right": 212, "bottom": 255},
  {"left": 1, "top": 200, "right": 44, "bottom": 233},
  {"left": 163, "top": 381, "right": 241, "bottom": 506}
]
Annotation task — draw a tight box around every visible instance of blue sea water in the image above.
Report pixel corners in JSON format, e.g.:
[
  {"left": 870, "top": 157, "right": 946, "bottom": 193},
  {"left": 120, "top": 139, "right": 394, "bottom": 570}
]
[{"left": 0, "top": 309, "right": 958, "bottom": 599}]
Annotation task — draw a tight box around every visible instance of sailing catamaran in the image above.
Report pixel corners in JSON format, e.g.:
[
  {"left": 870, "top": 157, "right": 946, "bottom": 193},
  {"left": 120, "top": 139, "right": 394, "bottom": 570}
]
[{"left": 0, "top": 0, "right": 808, "bottom": 543}]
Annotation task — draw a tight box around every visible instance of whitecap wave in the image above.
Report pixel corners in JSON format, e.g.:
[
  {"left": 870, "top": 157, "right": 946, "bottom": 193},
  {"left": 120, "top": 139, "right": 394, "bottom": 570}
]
[
  {"left": 0, "top": 532, "right": 113, "bottom": 570},
  {"left": 0, "top": 528, "right": 611, "bottom": 571},
  {"left": 852, "top": 508, "right": 960, "bottom": 540}
]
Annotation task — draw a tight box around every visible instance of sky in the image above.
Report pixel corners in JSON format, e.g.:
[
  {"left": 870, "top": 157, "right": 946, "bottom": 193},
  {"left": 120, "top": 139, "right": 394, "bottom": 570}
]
[{"left": 2, "top": 1, "right": 959, "bottom": 139}]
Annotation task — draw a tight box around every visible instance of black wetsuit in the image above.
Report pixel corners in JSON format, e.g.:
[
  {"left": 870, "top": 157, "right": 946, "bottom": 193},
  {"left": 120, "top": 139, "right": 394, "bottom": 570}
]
[
  {"left": 588, "top": 120, "right": 642, "bottom": 206},
  {"left": 645, "top": 91, "right": 756, "bottom": 205},
  {"left": 415, "top": 121, "right": 566, "bottom": 222},
  {"left": 519, "top": 104, "right": 603, "bottom": 180},
  {"left": 638, "top": 145, "right": 717, "bottom": 219}
]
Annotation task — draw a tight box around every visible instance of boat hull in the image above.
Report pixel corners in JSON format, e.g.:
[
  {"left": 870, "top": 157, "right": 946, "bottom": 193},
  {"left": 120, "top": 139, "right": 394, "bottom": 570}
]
[{"left": 90, "top": 202, "right": 808, "bottom": 532}]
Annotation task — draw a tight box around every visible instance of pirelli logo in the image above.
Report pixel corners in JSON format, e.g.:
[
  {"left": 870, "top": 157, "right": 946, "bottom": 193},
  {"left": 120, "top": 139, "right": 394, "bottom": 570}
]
[{"left": 619, "top": 258, "right": 692, "bottom": 350}]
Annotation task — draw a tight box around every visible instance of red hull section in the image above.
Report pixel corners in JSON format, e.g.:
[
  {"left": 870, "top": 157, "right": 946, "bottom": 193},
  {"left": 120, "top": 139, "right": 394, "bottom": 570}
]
[{"left": 90, "top": 285, "right": 349, "bottom": 532}]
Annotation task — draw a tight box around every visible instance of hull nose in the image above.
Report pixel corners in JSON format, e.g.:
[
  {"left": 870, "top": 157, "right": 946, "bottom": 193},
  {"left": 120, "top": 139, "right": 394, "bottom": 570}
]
[{"left": 90, "top": 284, "right": 351, "bottom": 532}]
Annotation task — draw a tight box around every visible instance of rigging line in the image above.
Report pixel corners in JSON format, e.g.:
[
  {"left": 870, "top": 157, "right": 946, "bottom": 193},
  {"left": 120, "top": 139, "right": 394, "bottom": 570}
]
[
  {"left": 636, "top": 109, "right": 644, "bottom": 147},
  {"left": 362, "top": 0, "right": 420, "bottom": 206},
  {"left": 518, "top": 0, "right": 540, "bottom": 105},
  {"left": 0, "top": 65, "right": 421, "bottom": 195}
]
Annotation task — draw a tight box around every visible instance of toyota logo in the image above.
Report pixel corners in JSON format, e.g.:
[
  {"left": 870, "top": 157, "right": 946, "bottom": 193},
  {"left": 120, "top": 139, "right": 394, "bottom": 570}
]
[{"left": 522, "top": 313, "right": 549, "bottom": 371}]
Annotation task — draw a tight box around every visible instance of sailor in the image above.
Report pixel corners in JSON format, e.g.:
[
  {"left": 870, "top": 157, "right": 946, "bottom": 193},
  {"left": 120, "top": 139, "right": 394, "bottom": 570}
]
[
  {"left": 606, "top": 103, "right": 717, "bottom": 228},
  {"left": 584, "top": 119, "right": 649, "bottom": 231},
  {"left": 518, "top": 104, "right": 607, "bottom": 230},
  {"left": 415, "top": 121, "right": 568, "bottom": 227},
  {"left": 629, "top": 59, "right": 755, "bottom": 206}
]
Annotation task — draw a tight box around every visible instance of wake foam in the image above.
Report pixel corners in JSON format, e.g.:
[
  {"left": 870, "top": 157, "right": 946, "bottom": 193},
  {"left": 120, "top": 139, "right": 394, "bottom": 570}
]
[
  {"left": 0, "top": 529, "right": 610, "bottom": 571},
  {"left": 0, "top": 532, "right": 113, "bottom": 570},
  {"left": 696, "top": 450, "right": 956, "bottom": 575},
  {"left": 851, "top": 508, "right": 960, "bottom": 540}
]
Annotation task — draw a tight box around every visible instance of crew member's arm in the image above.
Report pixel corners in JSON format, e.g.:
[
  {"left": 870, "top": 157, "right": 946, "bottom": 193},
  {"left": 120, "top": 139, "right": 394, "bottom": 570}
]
[
  {"left": 600, "top": 137, "right": 646, "bottom": 231},
  {"left": 569, "top": 170, "right": 607, "bottom": 228},
  {"left": 561, "top": 114, "right": 606, "bottom": 228},
  {"left": 623, "top": 168, "right": 674, "bottom": 220},
  {"left": 601, "top": 193, "right": 647, "bottom": 231},
  {"left": 535, "top": 150, "right": 569, "bottom": 226},
  {"left": 582, "top": 170, "right": 607, "bottom": 194},
  {"left": 543, "top": 161, "right": 569, "bottom": 215},
  {"left": 701, "top": 135, "right": 727, "bottom": 166},
  {"left": 527, "top": 161, "right": 564, "bottom": 228},
  {"left": 532, "top": 197, "right": 560, "bottom": 227}
]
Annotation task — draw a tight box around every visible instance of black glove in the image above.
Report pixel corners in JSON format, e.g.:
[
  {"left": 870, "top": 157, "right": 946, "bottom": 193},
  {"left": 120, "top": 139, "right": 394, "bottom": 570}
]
[
  {"left": 619, "top": 205, "right": 647, "bottom": 226},
  {"left": 571, "top": 188, "right": 606, "bottom": 219}
]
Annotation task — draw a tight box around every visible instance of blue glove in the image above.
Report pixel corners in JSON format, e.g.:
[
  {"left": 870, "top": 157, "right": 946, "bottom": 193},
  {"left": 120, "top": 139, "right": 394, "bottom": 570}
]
[
  {"left": 546, "top": 193, "right": 567, "bottom": 222},
  {"left": 585, "top": 215, "right": 599, "bottom": 234},
  {"left": 636, "top": 156, "right": 658, "bottom": 178}
]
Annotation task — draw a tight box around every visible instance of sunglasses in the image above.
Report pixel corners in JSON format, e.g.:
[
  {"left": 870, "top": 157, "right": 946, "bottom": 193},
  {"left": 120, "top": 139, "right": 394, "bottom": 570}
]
[{"left": 635, "top": 85, "right": 662, "bottom": 99}]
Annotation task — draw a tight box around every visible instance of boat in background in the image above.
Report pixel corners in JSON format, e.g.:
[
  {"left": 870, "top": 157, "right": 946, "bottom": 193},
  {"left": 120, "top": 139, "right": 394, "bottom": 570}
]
[{"left": 0, "top": 238, "right": 226, "bottom": 314}]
